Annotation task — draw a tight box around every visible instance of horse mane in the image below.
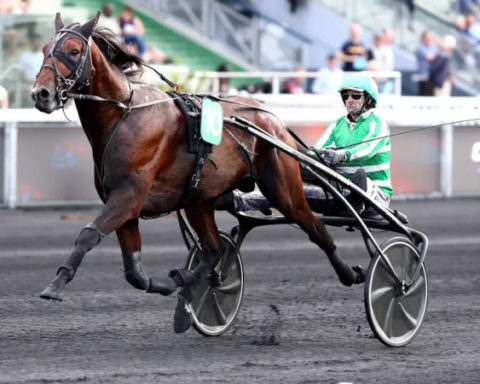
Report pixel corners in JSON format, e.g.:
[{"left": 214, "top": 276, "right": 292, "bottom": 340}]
[{"left": 91, "top": 27, "right": 144, "bottom": 78}]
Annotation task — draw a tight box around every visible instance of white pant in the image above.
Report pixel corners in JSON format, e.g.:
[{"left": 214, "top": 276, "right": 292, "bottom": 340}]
[{"left": 233, "top": 178, "right": 390, "bottom": 212}]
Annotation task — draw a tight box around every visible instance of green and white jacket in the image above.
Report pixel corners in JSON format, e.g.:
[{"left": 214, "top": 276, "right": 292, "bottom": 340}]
[{"left": 314, "top": 110, "right": 394, "bottom": 197}]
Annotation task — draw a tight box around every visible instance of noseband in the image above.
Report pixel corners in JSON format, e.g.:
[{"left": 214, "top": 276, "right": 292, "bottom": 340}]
[{"left": 37, "top": 24, "right": 95, "bottom": 107}]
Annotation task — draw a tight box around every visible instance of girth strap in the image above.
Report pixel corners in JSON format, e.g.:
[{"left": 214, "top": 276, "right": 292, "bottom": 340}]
[{"left": 168, "top": 91, "right": 213, "bottom": 207}]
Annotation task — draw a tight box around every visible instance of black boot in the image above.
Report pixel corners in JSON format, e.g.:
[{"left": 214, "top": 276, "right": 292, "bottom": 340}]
[
  {"left": 347, "top": 169, "right": 367, "bottom": 213},
  {"left": 214, "top": 192, "right": 235, "bottom": 211}
]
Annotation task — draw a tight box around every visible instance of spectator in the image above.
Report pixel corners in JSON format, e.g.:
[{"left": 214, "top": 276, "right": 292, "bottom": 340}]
[
  {"left": 310, "top": 53, "right": 343, "bottom": 94},
  {"left": 464, "top": 14, "right": 480, "bottom": 68},
  {"left": 119, "top": 6, "right": 146, "bottom": 57},
  {"left": 18, "top": 32, "right": 44, "bottom": 82},
  {"left": 0, "top": 85, "right": 8, "bottom": 109},
  {"left": 379, "top": 28, "right": 395, "bottom": 72},
  {"left": 216, "top": 63, "right": 236, "bottom": 95},
  {"left": 0, "top": 0, "right": 30, "bottom": 13},
  {"left": 429, "top": 35, "right": 457, "bottom": 97},
  {"left": 415, "top": 31, "right": 437, "bottom": 96},
  {"left": 98, "top": 3, "right": 121, "bottom": 36},
  {"left": 367, "top": 34, "right": 383, "bottom": 70},
  {"left": 377, "top": 28, "right": 395, "bottom": 93},
  {"left": 144, "top": 43, "right": 172, "bottom": 64},
  {"left": 337, "top": 23, "right": 371, "bottom": 72},
  {"left": 459, "top": 0, "right": 480, "bottom": 17},
  {"left": 288, "top": 0, "right": 307, "bottom": 13},
  {"left": 283, "top": 66, "right": 306, "bottom": 94}
]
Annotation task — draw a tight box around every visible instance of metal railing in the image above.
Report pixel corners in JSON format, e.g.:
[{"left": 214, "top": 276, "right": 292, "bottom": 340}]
[
  {"left": 191, "top": 70, "right": 402, "bottom": 95},
  {"left": 125, "top": 0, "right": 310, "bottom": 70}
]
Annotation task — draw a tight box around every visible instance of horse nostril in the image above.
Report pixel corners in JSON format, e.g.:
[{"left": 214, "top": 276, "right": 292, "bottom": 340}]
[{"left": 39, "top": 88, "right": 50, "bottom": 101}]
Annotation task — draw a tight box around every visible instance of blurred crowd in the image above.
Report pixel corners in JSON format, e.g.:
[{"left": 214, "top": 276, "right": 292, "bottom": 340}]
[
  {"left": 97, "top": 3, "right": 172, "bottom": 64},
  {"left": 0, "top": 2, "right": 174, "bottom": 108},
  {"left": 0, "top": 0, "right": 478, "bottom": 108}
]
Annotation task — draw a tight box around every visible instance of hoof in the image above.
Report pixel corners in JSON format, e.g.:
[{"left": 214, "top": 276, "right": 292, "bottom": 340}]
[
  {"left": 39, "top": 284, "right": 63, "bottom": 301},
  {"left": 173, "top": 299, "right": 192, "bottom": 334},
  {"left": 338, "top": 265, "right": 365, "bottom": 287},
  {"left": 352, "top": 265, "right": 366, "bottom": 284}
]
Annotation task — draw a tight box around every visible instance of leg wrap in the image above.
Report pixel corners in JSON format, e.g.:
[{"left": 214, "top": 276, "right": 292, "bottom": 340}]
[
  {"left": 125, "top": 269, "right": 149, "bottom": 291},
  {"left": 75, "top": 222, "right": 106, "bottom": 250},
  {"left": 125, "top": 253, "right": 177, "bottom": 295},
  {"left": 147, "top": 277, "right": 177, "bottom": 296},
  {"left": 124, "top": 252, "right": 150, "bottom": 291},
  {"left": 172, "top": 261, "right": 212, "bottom": 334},
  {"left": 168, "top": 268, "right": 195, "bottom": 287},
  {"left": 178, "top": 260, "right": 212, "bottom": 303},
  {"left": 56, "top": 265, "right": 76, "bottom": 283}
]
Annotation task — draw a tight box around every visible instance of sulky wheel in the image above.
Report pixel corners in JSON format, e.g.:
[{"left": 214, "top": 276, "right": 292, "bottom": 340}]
[
  {"left": 364, "top": 237, "right": 428, "bottom": 347},
  {"left": 185, "top": 230, "right": 244, "bottom": 336}
]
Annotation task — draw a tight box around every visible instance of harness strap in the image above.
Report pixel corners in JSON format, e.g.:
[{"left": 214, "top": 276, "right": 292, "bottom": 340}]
[
  {"left": 67, "top": 92, "right": 182, "bottom": 111},
  {"left": 167, "top": 92, "right": 213, "bottom": 206}
]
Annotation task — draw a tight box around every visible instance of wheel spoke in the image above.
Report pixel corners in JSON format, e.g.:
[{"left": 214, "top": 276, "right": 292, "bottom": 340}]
[
  {"left": 402, "top": 246, "right": 411, "bottom": 281},
  {"left": 219, "top": 279, "right": 241, "bottom": 294},
  {"left": 194, "top": 286, "right": 211, "bottom": 323},
  {"left": 371, "top": 286, "right": 395, "bottom": 304},
  {"left": 397, "top": 301, "right": 418, "bottom": 329},
  {"left": 212, "top": 291, "right": 227, "bottom": 325},
  {"left": 405, "top": 273, "right": 424, "bottom": 298},
  {"left": 382, "top": 298, "right": 396, "bottom": 338}
]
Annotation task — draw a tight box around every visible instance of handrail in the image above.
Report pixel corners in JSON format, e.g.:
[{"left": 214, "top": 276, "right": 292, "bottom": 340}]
[{"left": 193, "top": 70, "right": 402, "bottom": 95}]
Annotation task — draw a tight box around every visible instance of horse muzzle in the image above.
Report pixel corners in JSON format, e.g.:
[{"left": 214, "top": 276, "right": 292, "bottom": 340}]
[{"left": 31, "top": 85, "right": 58, "bottom": 113}]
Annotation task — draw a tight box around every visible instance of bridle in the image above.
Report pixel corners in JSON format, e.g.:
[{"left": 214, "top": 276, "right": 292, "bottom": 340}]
[{"left": 37, "top": 23, "right": 95, "bottom": 108}]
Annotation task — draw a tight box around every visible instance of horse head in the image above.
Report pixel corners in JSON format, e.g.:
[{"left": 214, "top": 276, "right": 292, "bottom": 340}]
[{"left": 31, "top": 12, "right": 99, "bottom": 113}]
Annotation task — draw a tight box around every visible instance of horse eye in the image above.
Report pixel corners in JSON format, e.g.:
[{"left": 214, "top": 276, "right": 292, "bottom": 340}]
[{"left": 70, "top": 48, "right": 80, "bottom": 56}]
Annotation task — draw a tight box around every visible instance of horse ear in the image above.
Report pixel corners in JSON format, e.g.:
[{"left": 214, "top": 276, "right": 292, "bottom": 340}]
[
  {"left": 55, "top": 12, "right": 64, "bottom": 31},
  {"left": 80, "top": 11, "right": 100, "bottom": 38}
]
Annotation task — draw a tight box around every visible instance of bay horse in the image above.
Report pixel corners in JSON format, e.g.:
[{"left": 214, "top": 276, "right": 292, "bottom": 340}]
[{"left": 31, "top": 12, "right": 364, "bottom": 333}]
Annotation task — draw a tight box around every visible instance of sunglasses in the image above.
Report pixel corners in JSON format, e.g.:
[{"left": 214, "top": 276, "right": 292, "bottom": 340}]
[{"left": 341, "top": 91, "right": 364, "bottom": 101}]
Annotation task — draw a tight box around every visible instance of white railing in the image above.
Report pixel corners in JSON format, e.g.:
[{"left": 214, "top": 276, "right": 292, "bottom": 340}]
[
  {"left": 2, "top": 94, "right": 480, "bottom": 208},
  {"left": 190, "top": 70, "right": 402, "bottom": 95}
]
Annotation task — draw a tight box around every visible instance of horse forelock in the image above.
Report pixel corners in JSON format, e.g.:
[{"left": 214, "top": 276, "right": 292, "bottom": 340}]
[{"left": 91, "top": 27, "right": 144, "bottom": 79}]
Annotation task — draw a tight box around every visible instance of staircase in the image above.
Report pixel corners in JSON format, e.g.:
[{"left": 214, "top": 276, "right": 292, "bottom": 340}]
[{"left": 62, "top": 0, "right": 250, "bottom": 73}]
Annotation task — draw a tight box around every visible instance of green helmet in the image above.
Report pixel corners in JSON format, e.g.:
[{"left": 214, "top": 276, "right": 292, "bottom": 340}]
[{"left": 338, "top": 73, "right": 379, "bottom": 103}]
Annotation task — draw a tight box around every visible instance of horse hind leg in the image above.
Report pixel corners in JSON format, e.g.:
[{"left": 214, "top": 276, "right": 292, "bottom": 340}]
[
  {"left": 116, "top": 218, "right": 178, "bottom": 296},
  {"left": 256, "top": 154, "right": 365, "bottom": 286},
  {"left": 172, "top": 203, "right": 223, "bottom": 333}
]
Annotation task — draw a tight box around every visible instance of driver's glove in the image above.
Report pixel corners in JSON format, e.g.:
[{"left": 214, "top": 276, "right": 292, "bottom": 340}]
[{"left": 316, "top": 148, "right": 347, "bottom": 166}]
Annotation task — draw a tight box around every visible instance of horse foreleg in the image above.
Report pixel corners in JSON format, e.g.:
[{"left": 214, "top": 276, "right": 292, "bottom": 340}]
[
  {"left": 116, "top": 218, "right": 177, "bottom": 295},
  {"left": 173, "top": 203, "right": 223, "bottom": 333},
  {"left": 39, "top": 189, "right": 147, "bottom": 301},
  {"left": 39, "top": 221, "right": 106, "bottom": 301}
]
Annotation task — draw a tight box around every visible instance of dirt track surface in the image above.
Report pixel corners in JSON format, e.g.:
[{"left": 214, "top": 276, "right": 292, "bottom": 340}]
[{"left": 0, "top": 199, "right": 479, "bottom": 383}]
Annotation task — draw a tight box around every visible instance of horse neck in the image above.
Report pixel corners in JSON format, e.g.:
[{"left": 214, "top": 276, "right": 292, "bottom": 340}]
[{"left": 74, "top": 42, "right": 130, "bottom": 150}]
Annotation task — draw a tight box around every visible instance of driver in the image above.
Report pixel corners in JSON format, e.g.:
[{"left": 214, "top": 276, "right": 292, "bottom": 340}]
[{"left": 217, "top": 73, "right": 393, "bottom": 217}]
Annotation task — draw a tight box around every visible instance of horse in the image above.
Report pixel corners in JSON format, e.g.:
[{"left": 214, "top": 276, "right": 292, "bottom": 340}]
[{"left": 31, "top": 12, "right": 365, "bottom": 333}]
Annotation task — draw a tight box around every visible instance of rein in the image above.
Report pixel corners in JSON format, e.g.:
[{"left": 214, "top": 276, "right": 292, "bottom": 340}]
[{"left": 335, "top": 117, "right": 480, "bottom": 151}]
